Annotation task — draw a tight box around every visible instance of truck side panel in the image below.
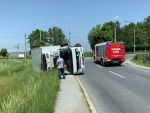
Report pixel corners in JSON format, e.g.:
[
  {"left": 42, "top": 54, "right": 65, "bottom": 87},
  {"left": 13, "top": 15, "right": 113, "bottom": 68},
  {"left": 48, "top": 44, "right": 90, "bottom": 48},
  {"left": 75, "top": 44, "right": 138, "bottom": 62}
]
[
  {"left": 96, "top": 43, "right": 106, "bottom": 62},
  {"left": 31, "top": 48, "right": 42, "bottom": 72}
]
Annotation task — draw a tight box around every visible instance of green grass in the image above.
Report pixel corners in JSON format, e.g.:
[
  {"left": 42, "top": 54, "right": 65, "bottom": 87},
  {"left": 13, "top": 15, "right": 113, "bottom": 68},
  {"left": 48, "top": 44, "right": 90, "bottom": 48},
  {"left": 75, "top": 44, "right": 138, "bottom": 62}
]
[
  {"left": 127, "top": 50, "right": 150, "bottom": 54},
  {"left": 0, "top": 59, "right": 59, "bottom": 113},
  {"left": 132, "top": 59, "right": 150, "bottom": 68},
  {"left": 84, "top": 52, "right": 93, "bottom": 57}
]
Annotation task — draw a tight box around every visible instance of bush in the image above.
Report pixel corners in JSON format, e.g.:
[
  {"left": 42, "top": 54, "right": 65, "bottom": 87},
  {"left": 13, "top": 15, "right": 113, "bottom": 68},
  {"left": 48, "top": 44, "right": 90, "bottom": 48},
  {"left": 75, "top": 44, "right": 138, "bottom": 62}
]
[{"left": 0, "top": 48, "right": 8, "bottom": 57}]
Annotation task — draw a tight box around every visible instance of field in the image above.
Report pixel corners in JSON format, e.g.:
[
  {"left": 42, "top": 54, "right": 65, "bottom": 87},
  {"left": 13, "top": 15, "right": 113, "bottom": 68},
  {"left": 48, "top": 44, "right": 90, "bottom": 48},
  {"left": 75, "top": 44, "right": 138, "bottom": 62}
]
[{"left": 0, "top": 59, "right": 59, "bottom": 113}]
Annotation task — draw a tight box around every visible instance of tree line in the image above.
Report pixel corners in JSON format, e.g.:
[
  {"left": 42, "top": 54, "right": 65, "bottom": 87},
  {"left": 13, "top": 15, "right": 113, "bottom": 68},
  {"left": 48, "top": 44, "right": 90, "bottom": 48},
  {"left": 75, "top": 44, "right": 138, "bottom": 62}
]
[{"left": 88, "top": 16, "right": 150, "bottom": 52}]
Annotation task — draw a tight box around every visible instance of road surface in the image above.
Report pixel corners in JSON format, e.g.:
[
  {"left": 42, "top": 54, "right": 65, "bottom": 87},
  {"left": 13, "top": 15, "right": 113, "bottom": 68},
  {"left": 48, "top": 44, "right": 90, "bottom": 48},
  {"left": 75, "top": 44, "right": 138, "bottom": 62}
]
[{"left": 78, "top": 57, "right": 150, "bottom": 113}]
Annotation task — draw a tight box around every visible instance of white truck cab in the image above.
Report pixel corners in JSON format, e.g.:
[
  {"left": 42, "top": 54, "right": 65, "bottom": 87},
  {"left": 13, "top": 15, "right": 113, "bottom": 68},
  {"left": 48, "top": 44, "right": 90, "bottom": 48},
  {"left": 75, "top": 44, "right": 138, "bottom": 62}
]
[
  {"left": 59, "top": 46, "right": 85, "bottom": 74},
  {"left": 32, "top": 45, "right": 85, "bottom": 74}
]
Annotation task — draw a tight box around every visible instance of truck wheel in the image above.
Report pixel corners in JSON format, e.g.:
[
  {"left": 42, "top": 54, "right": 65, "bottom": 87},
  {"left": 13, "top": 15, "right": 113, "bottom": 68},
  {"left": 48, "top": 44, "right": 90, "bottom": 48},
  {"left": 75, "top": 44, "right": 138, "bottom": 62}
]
[
  {"left": 103, "top": 62, "right": 107, "bottom": 66},
  {"left": 94, "top": 59, "right": 98, "bottom": 64},
  {"left": 101, "top": 59, "right": 107, "bottom": 66},
  {"left": 101, "top": 59, "right": 104, "bottom": 66},
  {"left": 118, "top": 62, "right": 122, "bottom": 66},
  {"left": 94, "top": 57, "right": 97, "bottom": 63}
]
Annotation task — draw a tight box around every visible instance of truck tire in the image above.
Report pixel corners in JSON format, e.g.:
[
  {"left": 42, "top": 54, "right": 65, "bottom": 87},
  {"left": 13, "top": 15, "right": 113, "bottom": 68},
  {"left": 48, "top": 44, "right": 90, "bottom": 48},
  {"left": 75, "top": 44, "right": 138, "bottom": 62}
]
[
  {"left": 94, "top": 56, "right": 97, "bottom": 63},
  {"left": 101, "top": 59, "right": 108, "bottom": 66},
  {"left": 118, "top": 62, "right": 123, "bottom": 66},
  {"left": 101, "top": 59, "right": 104, "bottom": 66}
]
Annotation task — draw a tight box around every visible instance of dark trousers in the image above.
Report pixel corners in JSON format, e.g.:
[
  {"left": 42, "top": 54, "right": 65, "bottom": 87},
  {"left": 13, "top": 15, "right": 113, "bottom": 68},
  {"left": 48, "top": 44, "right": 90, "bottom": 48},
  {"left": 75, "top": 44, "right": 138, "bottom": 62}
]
[{"left": 58, "top": 68, "right": 65, "bottom": 79}]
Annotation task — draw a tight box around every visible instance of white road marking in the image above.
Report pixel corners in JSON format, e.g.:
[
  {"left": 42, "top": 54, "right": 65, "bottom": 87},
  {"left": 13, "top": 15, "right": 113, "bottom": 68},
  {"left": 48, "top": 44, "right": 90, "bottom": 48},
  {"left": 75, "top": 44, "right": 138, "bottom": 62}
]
[
  {"left": 97, "top": 64, "right": 102, "bottom": 68},
  {"left": 109, "top": 71, "right": 126, "bottom": 78}
]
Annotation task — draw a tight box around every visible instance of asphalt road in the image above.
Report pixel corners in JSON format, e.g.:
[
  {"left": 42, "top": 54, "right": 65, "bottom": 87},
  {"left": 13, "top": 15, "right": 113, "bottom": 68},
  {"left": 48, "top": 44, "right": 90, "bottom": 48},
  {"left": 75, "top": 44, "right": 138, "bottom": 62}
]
[{"left": 78, "top": 57, "right": 150, "bottom": 113}]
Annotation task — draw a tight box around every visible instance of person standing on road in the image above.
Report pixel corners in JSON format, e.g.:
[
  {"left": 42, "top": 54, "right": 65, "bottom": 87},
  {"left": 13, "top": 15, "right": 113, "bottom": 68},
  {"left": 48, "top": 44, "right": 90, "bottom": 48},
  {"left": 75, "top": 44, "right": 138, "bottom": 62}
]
[{"left": 56, "top": 56, "right": 65, "bottom": 79}]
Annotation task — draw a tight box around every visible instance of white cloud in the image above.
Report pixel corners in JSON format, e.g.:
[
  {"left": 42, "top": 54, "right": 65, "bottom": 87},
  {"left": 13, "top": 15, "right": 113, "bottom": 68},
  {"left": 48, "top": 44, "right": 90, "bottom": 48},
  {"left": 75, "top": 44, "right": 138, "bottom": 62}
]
[{"left": 114, "top": 16, "right": 119, "bottom": 19}]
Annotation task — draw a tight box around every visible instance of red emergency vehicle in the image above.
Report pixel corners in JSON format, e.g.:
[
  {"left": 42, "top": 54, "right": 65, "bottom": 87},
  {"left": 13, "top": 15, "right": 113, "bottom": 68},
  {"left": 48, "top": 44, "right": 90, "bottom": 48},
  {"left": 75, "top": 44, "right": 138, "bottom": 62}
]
[{"left": 94, "top": 42, "right": 125, "bottom": 65}]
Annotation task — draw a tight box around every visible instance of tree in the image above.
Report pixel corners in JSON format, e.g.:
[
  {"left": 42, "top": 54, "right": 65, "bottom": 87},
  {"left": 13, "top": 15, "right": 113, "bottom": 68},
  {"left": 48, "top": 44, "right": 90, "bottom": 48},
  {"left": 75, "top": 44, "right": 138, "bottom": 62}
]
[
  {"left": 88, "top": 24, "right": 113, "bottom": 50},
  {"left": 121, "top": 23, "right": 136, "bottom": 51},
  {"left": 28, "top": 29, "right": 48, "bottom": 49},
  {"left": 28, "top": 27, "right": 67, "bottom": 49},
  {"left": 143, "top": 16, "right": 150, "bottom": 50},
  {"left": 74, "top": 43, "right": 82, "bottom": 47},
  {"left": 48, "top": 27, "right": 67, "bottom": 45},
  {"left": 136, "top": 23, "right": 148, "bottom": 51},
  {"left": 0, "top": 48, "right": 8, "bottom": 57},
  {"left": 88, "top": 25, "right": 102, "bottom": 50},
  {"left": 102, "top": 21, "right": 123, "bottom": 42},
  {"left": 88, "top": 16, "right": 150, "bottom": 52}
]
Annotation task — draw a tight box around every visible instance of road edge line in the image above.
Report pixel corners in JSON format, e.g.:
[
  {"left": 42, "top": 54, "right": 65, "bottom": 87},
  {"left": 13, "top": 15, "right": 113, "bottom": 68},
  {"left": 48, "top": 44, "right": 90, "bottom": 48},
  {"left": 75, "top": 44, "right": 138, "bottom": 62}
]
[{"left": 75, "top": 76, "right": 98, "bottom": 113}]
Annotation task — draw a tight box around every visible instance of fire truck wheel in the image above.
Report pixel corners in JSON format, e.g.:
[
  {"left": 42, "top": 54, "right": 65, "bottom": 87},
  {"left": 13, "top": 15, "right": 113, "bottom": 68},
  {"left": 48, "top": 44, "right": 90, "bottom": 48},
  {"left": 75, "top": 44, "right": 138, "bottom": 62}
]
[
  {"left": 101, "top": 59, "right": 104, "bottom": 66},
  {"left": 118, "top": 62, "right": 122, "bottom": 66}
]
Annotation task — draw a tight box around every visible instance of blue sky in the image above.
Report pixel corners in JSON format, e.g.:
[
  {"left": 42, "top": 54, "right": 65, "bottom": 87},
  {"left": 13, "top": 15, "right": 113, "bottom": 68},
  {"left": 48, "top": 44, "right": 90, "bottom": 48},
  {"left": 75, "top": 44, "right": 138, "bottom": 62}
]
[{"left": 0, "top": 0, "right": 150, "bottom": 52}]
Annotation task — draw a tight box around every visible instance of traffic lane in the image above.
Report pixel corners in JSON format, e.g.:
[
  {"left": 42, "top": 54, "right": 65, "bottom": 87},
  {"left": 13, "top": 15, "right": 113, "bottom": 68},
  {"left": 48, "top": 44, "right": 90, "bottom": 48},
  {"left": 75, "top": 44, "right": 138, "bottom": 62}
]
[
  {"left": 103, "top": 62, "right": 150, "bottom": 80},
  {"left": 100, "top": 61, "right": 150, "bottom": 101},
  {"left": 79, "top": 60, "right": 123, "bottom": 113},
  {"left": 105, "top": 63, "right": 150, "bottom": 102},
  {"left": 80, "top": 60, "right": 134, "bottom": 113},
  {"left": 79, "top": 59, "right": 150, "bottom": 113},
  {"left": 100, "top": 63, "right": 150, "bottom": 112}
]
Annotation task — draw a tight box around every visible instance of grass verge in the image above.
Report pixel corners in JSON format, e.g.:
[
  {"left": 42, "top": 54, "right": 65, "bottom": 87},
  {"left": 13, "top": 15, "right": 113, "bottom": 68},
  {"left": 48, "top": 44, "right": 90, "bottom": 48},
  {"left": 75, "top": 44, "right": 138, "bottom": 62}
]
[
  {"left": 0, "top": 59, "right": 59, "bottom": 113},
  {"left": 84, "top": 52, "right": 93, "bottom": 57},
  {"left": 131, "top": 59, "right": 150, "bottom": 68}
]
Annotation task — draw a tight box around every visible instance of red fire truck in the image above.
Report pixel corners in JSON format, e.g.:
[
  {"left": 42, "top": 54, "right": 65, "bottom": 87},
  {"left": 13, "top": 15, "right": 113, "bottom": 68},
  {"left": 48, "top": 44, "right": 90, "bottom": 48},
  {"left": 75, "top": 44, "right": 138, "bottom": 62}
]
[{"left": 94, "top": 42, "right": 125, "bottom": 65}]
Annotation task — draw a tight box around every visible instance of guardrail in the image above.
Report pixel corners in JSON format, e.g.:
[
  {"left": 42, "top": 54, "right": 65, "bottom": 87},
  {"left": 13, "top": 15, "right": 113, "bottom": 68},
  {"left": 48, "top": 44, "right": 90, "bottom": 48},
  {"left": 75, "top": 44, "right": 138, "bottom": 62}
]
[{"left": 134, "top": 53, "right": 150, "bottom": 63}]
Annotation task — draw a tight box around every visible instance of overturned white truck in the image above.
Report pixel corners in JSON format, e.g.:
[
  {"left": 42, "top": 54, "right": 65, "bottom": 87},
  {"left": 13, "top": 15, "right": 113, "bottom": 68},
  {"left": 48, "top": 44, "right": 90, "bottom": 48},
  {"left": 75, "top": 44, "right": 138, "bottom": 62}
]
[{"left": 31, "top": 45, "right": 85, "bottom": 74}]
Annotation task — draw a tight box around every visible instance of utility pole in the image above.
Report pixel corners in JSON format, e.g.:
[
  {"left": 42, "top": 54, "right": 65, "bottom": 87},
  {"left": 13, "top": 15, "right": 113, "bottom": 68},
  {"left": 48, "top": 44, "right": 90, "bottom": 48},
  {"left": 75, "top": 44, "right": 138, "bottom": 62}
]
[
  {"left": 25, "top": 34, "right": 27, "bottom": 59},
  {"left": 69, "top": 29, "right": 71, "bottom": 46},
  {"left": 114, "top": 25, "right": 117, "bottom": 43},
  {"left": 16, "top": 43, "right": 19, "bottom": 57},
  {"left": 124, "top": 21, "right": 136, "bottom": 54},
  {"left": 133, "top": 29, "right": 136, "bottom": 54},
  {"left": 40, "top": 30, "right": 41, "bottom": 41},
  {"left": 86, "top": 45, "right": 87, "bottom": 52},
  {"left": 114, "top": 16, "right": 119, "bottom": 43}
]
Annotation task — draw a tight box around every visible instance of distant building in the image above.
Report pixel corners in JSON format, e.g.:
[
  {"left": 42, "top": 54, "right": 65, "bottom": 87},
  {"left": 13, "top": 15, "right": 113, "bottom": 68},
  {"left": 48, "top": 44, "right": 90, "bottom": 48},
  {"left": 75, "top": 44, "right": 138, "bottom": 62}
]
[
  {"left": 9, "top": 52, "right": 29, "bottom": 58},
  {"left": 18, "top": 54, "right": 25, "bottom": 58}
]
